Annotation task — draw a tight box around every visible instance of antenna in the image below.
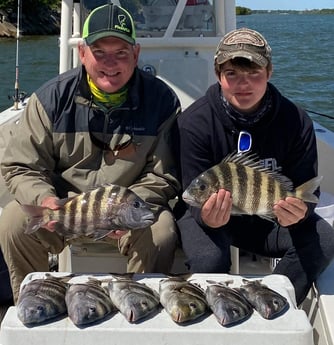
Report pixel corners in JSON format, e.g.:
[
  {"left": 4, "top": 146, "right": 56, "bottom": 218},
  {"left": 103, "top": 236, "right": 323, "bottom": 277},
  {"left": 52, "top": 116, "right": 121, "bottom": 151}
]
[{"left": 13, "top": 0, "right": 21, "bottom": 110}]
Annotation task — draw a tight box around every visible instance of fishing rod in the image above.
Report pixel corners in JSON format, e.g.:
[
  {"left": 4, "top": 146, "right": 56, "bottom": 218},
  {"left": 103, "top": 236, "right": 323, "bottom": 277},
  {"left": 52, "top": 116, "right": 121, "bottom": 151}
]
[
  {"left": 12, "top": 0, "right": 26, "bottom": 110},
  {"left": 305, "top": 109, "right": 334, "bottom": 121}
]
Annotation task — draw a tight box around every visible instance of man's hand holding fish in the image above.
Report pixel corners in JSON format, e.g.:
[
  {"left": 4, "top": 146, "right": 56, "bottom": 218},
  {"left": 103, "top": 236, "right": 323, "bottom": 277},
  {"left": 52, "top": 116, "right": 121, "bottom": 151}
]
[
  {"left": 200, "top": 189, "right": 233, "bottom": 228},
  {"left": 273, "top": 197, "right": 308, "bottom": 227},
  {"left": 40, "top": 196, "right": 61, "bottom": 232}
]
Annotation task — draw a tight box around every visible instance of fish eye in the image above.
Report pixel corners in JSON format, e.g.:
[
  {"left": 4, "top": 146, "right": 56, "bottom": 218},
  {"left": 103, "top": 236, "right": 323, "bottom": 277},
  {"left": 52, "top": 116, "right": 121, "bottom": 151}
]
[
  {"left": 199, "top": 184, "right": 206, "bottom": 191},
  {"left": 133, "top": 201, "right": 141, "bottom": 208},
  {"left": 232, "top": 308, "right": 241, "bottom": 316},
  {"left": 189, "top": 302, "right": 198, "bottom": 309}
]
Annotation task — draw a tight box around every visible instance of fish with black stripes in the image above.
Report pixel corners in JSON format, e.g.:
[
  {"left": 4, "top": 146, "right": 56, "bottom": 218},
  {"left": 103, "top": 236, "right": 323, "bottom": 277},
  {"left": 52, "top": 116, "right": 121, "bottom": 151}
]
[
  {"left": 17, "top": 273, "right": 72, "bottom": 325},
  {"left": 182, "top": 151, "right": 322, "bottom": 219},
  {"left": 205, "top": 279, "right": 253, "bottom": 326},
  {"left": 107, "top": 274, "right": 161, "bottom": 323},
  {"left": 66, "top": 278, "right": 117, "bottom": 326},
  {"left": 20, "top": 184, "right": 155, "bottom": 240},
  {"left": 236, "top": 279, "right": 289, "bottom": 319},
  {"left": 159, "top": 276, "right": 208, "bottom": 323}
]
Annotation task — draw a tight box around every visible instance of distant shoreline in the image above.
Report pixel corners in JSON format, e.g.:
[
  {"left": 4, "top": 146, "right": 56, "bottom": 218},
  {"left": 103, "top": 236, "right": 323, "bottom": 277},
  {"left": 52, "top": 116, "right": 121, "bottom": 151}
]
[
  {"left": 1, "top": 7, "right": 333, "bottom": 38},
  {"left": 237, "top": 8, "right": 334, "bottom": 15},
  {"left": 0, "top": 7, "right": 60, "bottom": 38}
]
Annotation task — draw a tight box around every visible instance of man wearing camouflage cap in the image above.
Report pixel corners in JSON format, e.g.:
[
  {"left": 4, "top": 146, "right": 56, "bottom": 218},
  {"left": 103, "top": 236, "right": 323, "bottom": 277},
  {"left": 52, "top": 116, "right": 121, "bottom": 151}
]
[{"left": 176, "top": 28, "right": 334, "bottom": 306}]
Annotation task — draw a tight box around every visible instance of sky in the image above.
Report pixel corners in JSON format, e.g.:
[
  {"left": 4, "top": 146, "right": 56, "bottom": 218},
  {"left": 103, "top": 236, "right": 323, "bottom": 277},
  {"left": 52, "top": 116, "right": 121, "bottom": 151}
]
[{"left": 236, "top": 0, "right": 334, "bottom": 10}]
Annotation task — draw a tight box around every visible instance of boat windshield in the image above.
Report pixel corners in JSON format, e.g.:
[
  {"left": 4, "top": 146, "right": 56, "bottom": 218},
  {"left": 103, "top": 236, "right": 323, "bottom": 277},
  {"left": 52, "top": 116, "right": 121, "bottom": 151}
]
[{"left": 80, "top": 0, "right": 216, "bottom": 38}]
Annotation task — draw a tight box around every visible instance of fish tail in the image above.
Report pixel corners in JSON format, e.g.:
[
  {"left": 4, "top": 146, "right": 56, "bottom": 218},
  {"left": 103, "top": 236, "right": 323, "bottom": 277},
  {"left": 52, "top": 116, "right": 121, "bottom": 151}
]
[
  {"left": 295, "top": 176, "right": 323, "bottom": 203},
  {"left": 20, "top": 204, "right": 48, "bottom": 234}
]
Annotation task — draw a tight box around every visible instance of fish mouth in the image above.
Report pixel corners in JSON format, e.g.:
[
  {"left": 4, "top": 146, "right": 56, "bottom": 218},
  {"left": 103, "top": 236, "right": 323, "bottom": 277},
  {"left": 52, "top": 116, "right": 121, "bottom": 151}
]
[
  {"left": 128, "top": 213, "right": 155, "bottom": 229},
  {"left": 140, "top": 213, "right": 155, "bottom": 226},
  {"left": 182, "top": 194, "right": 201, "bottom": 208},
  {"left": 127, "top": 309, "right": 135, "bottom": 323},
  {"left": 142, "top": 213, "right": 155, "bottom": 221}
]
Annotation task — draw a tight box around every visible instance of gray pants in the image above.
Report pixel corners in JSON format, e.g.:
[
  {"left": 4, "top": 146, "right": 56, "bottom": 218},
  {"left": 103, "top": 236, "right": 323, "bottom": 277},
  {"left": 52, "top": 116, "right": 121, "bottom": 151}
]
[{"left": 0, "top": 200, "right": 178, "bottom": 303}]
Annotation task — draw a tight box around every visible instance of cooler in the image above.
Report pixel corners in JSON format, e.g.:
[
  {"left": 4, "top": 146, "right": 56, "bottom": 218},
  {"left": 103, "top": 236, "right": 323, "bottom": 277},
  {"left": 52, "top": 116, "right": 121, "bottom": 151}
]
[{"left": 0, "top": 273, "right": 314, "bottom": 345}]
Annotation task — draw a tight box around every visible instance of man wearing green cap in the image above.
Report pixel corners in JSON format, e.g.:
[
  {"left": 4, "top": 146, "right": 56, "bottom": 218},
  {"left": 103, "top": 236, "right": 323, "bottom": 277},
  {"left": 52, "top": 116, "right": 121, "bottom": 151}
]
[{"left": 0, "top": 3, "right": 181, "bottom": 303}]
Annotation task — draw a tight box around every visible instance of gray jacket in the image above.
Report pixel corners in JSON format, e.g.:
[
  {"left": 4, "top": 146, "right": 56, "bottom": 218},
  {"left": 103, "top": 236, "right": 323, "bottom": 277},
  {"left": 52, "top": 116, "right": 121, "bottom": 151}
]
[{"left": 1, "top": 66, "right": 181, "bottom": 213}]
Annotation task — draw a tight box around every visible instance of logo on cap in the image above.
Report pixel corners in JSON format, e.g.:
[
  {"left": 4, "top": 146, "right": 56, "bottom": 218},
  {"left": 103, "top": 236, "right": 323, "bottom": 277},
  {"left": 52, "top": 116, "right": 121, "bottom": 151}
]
[{"left": 115, "top": 14, "right": 130, "bottom": 33}]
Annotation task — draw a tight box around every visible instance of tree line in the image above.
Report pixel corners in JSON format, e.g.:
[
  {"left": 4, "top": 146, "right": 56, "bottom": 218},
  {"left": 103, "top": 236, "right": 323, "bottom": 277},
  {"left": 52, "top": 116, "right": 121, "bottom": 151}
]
[
  {"left": 237, "top": 6, "right": 334, "bottom": 15},
  {"left": 0, "top": 0, "right": 60, "bottom": 15}
]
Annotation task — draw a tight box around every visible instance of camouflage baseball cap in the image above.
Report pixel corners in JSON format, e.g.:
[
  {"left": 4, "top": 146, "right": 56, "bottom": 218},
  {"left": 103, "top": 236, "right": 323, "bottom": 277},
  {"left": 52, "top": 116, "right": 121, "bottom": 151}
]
[
  {"left": 82, "top": 3, "right": 136, "bottom": 45},
  {"left": 214, "top": 28, "right": 272, "bottom": 67}
]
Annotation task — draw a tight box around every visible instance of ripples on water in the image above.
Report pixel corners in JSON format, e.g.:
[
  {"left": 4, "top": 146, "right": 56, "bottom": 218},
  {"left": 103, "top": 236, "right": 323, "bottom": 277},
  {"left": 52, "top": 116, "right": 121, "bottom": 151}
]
[
  {"left": 0, "top": 14, "right": 333, "bottom": 130},
  {"left": 237, "top": 14, "right": 334, "bottom": 130},
  {"left": 0, "top": 36, "right": 59, "bottom": 113}
]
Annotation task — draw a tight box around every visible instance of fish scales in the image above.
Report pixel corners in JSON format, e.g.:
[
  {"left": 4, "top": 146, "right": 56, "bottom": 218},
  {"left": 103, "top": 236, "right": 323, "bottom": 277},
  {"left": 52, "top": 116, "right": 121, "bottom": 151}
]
[
  {"left": 21, "top": 184, "right": 155, "bottom": 240},
  {"left": 85, "top": 186, "right": 104, "bottom": 230},
  {"left": 182, "top": 151, "right": 321, "bottom": 219},
  {"left": 159, "top": 277, "right": 208, "bottom": 323},
  {"left": 107, "top": 275, "right": 160, "bottom": 323},
  {"left": 68, "top": 190, "right": 79, "bottom": 230},
  {"left": 63, "top": 186, "right": 108, "bottom": 232},
  {"left": 79, "top": 189, "right": 90, "bottom": 228},
  {"left": 66, "top": 279, "right": 116, "bottom": 326},
  {"left": 17, "top": 275, "right": 70, "bottom": 325},
  {"left": 251, "top": 166, "right": 269, "bottom": 214},
  {"left": 205, "top": 281, "right": 253, "bottom": 326},
  {"left": 237, "top": 279, "right": 289, "bottom": 319},
  {"left": 235, "top": 163, "right": 248, "bottom": 210}
]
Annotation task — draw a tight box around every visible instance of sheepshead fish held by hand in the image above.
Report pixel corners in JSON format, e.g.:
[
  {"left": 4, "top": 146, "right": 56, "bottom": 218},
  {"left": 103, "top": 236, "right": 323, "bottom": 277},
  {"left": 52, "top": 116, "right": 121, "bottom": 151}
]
[
  {"left": 17, "top": 274, "right": 71, "bottom": 325},
  {"left": 65, "top": 278, "right": 116, "bottom": 326},
  {"left": 205, "top": 280, "right": 253, "bottom": 326},
  {"left": 107, "top": 274, "right": 160, "bottom": 323},
  {"left": 159, "top": 276, "right": 208, "bottom": 323},
  {"left": 21, "top": 184, "right": 155, "bottom": 240},
  {"left": 237, "top": 279, "right": 289, "bottom": 319},
  {"left": 182, "top": 151, "right": 322, "bottom": 219}
]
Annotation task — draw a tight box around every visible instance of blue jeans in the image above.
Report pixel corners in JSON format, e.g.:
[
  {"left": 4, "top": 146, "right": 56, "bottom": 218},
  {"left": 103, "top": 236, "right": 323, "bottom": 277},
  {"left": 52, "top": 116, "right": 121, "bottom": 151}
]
[{"left": 177, "top": 209, "right": 334, "bottom": 305}]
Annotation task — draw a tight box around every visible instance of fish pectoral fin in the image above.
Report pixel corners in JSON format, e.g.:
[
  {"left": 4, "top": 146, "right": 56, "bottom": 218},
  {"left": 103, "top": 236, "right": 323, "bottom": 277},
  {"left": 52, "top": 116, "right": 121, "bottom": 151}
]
[
  {"left": 55, "top": 196, "right": 76, "bottom": 207},
  {"left": 20, "top": 204, "right": 46, "bottom": 234},
  {"left": 93, "top": 229, "right": 114, "bottom": 241}
]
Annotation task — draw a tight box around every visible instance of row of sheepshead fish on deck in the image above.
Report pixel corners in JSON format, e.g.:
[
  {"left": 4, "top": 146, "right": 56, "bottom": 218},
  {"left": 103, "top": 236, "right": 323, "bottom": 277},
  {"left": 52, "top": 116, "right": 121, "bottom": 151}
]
[{"left": 17, "top": 273, "right": 289, "bottom": 328}]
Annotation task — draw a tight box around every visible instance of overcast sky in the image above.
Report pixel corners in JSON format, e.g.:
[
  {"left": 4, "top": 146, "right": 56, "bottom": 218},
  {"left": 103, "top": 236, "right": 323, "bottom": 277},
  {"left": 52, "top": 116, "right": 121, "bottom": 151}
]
[{"left": 236, "top": 0, "right": 334, "bottom": 10}]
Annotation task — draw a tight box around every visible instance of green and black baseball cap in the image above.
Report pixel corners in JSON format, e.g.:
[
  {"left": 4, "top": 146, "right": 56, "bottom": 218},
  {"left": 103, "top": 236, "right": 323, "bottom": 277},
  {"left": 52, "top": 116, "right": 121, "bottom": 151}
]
[{"left": 82, "top": 2, "right": 136, "bottom": 45}]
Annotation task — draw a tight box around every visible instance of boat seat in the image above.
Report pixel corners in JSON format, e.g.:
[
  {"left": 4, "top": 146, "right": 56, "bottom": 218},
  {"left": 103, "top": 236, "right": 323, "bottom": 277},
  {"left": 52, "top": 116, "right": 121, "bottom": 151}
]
[{"left": 58, "top": 241, "right": 240, "bottom": 275}]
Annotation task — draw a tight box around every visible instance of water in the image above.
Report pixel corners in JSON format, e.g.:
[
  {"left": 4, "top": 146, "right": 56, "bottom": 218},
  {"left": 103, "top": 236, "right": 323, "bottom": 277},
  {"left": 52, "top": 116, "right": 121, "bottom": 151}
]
[
  {"left": 0, "top": 35, "right": 59, "bottom": 112},
  {"left": 237, "top": 13, "right": 334, "bottom": 130},
  {"left": 0, "top": 13, "right": 333, "bottom": 130}
]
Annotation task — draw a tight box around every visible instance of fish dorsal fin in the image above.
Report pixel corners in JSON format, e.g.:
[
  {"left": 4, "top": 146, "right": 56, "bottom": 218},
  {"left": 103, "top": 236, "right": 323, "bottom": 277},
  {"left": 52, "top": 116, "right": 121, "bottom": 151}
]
[
  {"left": 109, "top": 272, "right": 135, "bottom": 281},
  {"left": 55, "top": 196, "right": 77, "bottom": 207},
  {"left": 223, "top": 151, "right": 294, "bottom": 191}
]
